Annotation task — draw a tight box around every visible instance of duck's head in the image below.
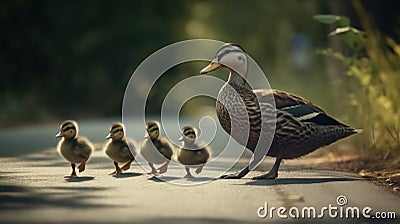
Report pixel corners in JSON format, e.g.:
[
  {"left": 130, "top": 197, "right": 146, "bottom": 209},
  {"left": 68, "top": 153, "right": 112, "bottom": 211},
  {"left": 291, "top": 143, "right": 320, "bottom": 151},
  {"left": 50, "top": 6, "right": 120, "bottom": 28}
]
[
  {"left": 200, "top": 43, "right": 248, "bottom": 77},
  {"left": 106, "top": 122, "right": 125, "bottom": 141},
  {"left": 178, "top": 126, "right": 197, "bottom": 144},
  {"left": 145, "top": 120, "right": 160, "bottom": 141},
  {"left": 56, "top": 120, "right": 78, "bottom": 140}
]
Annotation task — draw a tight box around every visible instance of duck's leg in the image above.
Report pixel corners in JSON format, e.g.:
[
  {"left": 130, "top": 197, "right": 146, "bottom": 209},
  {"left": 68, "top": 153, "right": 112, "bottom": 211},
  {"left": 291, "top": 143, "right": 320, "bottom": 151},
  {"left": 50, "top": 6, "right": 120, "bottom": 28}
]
[
  {"left": 195, "top": 164, "right": 204, "bottom": 174},
  {"left": 148, "top": 162, "right": 158, "bottom": 174},
  {"left": 252, "top": 156, "right": 282, "bottom": 180},
  {"left": 219, "top": 165, "right": 250, "bottom": 179},
  {"left": 157, "top": 160, "right": 170, "bottom": 174},
  {"left": 183, "top": 166, "right": 194, "bottom": 178},
  {"left": 64, "top": 163, "right": 77, "bottom": 178},
  {"left": 121, "top": 158, "right": 134, "bottom": 171},
  {"left": 109, "top": 161, "right": 122, "bottom": 175},
  {"left": 77, "top": 157, "right": 88, "bottom": 172}
]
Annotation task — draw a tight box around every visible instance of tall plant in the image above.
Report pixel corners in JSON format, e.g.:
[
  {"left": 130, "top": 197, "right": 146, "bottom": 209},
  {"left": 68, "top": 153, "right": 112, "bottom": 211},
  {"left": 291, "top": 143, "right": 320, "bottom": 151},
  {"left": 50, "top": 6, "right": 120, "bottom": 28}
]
[{"left": 314, "top": 11, "right": 400, "bottom": 156}]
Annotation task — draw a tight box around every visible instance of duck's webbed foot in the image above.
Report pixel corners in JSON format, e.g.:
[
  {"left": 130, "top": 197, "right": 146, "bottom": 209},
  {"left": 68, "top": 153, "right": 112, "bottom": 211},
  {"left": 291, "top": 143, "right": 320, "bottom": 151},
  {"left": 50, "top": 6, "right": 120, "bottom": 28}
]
[
  {"left": 157, "top": 161, "right": 169, "bottom": 174},
  {"left": 183, "top": 173, "right": 194, "bottom": 178},
  {"left": 148, "top": 163, "right": 158, "bottom": 175},
  {"left": 184, "top": 166, "right": 194, "bottom": 178},
  {"left": 252, "top": 171, "right": 278, "bottom": 180},
  {"left": 252, "top": 156, "right": 282, "bottom": 180},
  {"left": 121, "top": 159, "right": 134, "bottom": 171},
  {"left": 64, "top": 163, "right": 77, "bottom": 178},
  {"left": 195, "top": 165, "right": 204, "bottom": 174},
  {"left": 64, "top": 173, "right": 77, "bottom": 178},
  {"left": 78, "top": 161, "right": 87, "bottom": 172},
  {"left": 109, "top": 169, "right": 122, "bottom": 175},
  {"left": 219, "top": 166, "right": 250, "bottom": 179},
  {"left": 109, "top": 162, "right": 123, "bottom": 175}
]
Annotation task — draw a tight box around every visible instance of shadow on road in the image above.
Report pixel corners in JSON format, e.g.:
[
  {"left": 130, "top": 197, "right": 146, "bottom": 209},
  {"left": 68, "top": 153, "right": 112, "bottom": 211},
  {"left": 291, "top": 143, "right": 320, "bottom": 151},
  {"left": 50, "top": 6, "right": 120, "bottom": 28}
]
[
  {"left": 112, "top": 172, "right": 143, "bottom": 178},
  {"left": 0, "top": 184, "right": 111, "bottom": 210},
  {"left": 64, "top": 176, "right": 95, "bottom": 182},
  {"left": 244, "top": 177, "right": 356, "bottom": 186},
  {"left": 148, "top": 175, "right": 181, "bottom": 182}
]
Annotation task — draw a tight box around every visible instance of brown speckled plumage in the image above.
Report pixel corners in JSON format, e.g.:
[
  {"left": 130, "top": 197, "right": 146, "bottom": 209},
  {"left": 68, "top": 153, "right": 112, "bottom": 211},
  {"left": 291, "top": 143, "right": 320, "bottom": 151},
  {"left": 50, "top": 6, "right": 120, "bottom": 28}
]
[{"left": 201, "top": 43, "right": 360, "bottom": 179}]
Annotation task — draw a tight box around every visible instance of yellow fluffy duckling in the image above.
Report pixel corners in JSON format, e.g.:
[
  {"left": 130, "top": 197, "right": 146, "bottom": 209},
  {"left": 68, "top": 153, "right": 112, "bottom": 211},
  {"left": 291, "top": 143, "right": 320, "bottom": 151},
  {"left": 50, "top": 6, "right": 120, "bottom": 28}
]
[
  {"left": 141, "top": 120, "right": 173, "bottom": 174},
  {"left": 177, "top": 126, "right": 211, "bottom": 178},
  {"left": 104, "top": 122, "right": 137, "bottom": 175},
  {"left": 55, "top": 120, "right": 94, "bottom": 178}
]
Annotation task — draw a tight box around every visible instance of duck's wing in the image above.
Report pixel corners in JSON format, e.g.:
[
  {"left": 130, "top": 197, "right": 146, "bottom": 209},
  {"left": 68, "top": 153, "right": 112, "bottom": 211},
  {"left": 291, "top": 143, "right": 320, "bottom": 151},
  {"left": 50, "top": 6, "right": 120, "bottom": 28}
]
[
  {"left": 193, "top": 142, "right": 212, "bottom": 163},
  {"left": 158, "top": 138, "right": 174, "bottom": 160},
  {"left": 126, "top": 138, "right": 137, "bottom": 156},
  {"left": 75, "top": 136, "right": 94, "bottom": 158},
  {"left": 253, "top": 89, "right": 323, "bottom": 111},
  {"left": 254, "top": 89, "right": 348, "bottom": 127}
]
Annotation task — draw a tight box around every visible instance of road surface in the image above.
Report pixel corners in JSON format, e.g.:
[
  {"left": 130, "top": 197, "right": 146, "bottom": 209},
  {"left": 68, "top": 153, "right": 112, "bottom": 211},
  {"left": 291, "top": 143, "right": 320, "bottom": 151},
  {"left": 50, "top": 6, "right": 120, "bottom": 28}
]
[{"left": 0, "top": 120, "right": 398, "bottom": 223}]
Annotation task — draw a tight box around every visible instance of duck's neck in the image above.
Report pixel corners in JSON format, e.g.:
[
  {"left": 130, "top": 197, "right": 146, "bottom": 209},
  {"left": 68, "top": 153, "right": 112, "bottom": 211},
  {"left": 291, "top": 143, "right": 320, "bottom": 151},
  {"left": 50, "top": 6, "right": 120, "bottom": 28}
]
[
  {"left": 228, "top": 71, "right": 246, "bottom": 87},
  {"left": 183, "top": 140, "right": 197, "bottom": 149}
]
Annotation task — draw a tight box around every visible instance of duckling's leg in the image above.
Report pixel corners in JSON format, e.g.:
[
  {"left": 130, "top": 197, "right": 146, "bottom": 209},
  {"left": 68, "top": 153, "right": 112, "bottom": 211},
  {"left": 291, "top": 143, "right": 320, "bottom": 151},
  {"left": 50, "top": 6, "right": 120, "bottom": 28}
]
[
  {"left": 252, "top": 156, "right": 282, "bottom": 180},
  {"left": 121, "top": 158, "right": 134, "bottom": 171},
  {"left": 148, "top": 162, "right": 158, "bottom": 174},
  {"left": 183, "top": 166, "right": 194, "bottom": 178},
  {"left": 78, "top": 159, "right": 87, "bottom": 173},
  {"left": 109, "top": 161, "right": 122, "bottom": 175},
  {"left": 157, "top": 160, "right": 170, "bottom": 174},
  {"left": 64, "top": 163, "right": 77, "bottom": 178},
  {"left": 219, "top": 165, "right": 250, "bottom": 179},
  {"left": 195, "top": 164, "right": 204, "bottom": 174}
]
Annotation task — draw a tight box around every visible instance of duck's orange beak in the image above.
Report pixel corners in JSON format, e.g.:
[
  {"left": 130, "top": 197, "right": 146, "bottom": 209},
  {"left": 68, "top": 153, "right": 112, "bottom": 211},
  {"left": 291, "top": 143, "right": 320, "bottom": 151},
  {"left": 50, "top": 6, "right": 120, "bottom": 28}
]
[{"left": 200, "top": 59, "right": 221, "bottom": 74}]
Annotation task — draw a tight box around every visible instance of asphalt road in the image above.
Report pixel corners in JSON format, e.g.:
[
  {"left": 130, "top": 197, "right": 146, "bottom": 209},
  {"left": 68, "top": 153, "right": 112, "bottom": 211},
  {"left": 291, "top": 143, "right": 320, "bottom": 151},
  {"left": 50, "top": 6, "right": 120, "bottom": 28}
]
[{"left": 0, "top": 120, "right": 399, "bottom": 223}]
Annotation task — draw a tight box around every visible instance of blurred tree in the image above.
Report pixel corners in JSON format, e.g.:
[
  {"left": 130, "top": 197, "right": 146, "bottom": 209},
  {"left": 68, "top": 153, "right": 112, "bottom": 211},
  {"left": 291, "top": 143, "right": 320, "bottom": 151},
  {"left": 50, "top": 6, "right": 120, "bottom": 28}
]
[{"left": 0, "top": 0, "right": 398, "bottom": 128}]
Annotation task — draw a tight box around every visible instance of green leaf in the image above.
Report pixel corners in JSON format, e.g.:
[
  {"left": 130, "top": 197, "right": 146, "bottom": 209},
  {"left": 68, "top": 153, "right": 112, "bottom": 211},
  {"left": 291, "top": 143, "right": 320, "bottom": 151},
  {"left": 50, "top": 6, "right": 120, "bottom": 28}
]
[
  {"left": 313, "top": 14, "right": 341, "bottom": 24},
  {"left": 338, "top": 16, "right": 350, "bottom": 27},
  {"left": 313, "top": 14, "right": 350, "bottom": 27},
  {"left": 328, "top": 27, "right": 366, "bottom": 48}
]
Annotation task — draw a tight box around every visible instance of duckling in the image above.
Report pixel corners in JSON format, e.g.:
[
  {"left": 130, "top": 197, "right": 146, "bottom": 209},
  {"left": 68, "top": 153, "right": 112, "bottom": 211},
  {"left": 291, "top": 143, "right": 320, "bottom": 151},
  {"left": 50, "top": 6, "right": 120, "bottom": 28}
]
[
  {"left": 177, "top": 126, "right": 211, "bottom": 178},
  {"left": 104, "top": 122, "right": 136, "bottom": 175},
  {"left": 141, "top": 121, "right": 173, "bottom": 174},
  {"left": 200, "top": 43, "right": 361, "bottom": 179},
  {"left": 55, "top": 120, "right": 94, "bottom": 178}
]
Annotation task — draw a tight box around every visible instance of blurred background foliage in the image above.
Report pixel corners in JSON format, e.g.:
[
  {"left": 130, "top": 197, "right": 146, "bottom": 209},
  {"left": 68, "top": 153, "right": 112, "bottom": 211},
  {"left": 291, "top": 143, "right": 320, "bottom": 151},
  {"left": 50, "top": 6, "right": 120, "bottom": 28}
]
[
  {"left": 316, "top": 2, "right": 400, "bottom": 156},
  {"left": 1, "top": 0, "right": 399, "bottom": 155}
]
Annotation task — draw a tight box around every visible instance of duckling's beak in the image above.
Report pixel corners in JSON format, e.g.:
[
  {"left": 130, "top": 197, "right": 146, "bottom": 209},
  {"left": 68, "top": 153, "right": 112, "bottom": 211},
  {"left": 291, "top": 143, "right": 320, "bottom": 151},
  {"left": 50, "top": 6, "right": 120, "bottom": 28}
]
[
  {"left": 106, "top": 133, "right": 113, "bottom": 139},
  {"left": 55, "top": 131, "right": 63, "bottom": 138},
  {"left": 178, "top": 135, "right": 184, "bottom": 142},
  {"left": 144, "top": 132, "right": 149, "bottom": 139},
  {"left": 200, "top": 59, "right": 221, "bottom": 74}
]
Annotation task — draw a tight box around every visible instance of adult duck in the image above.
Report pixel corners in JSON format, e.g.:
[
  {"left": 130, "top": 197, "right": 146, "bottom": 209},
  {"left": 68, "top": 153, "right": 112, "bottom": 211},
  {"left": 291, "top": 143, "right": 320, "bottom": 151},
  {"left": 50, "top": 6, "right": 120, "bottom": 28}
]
[{"left": 200, "top": 43, "right": 360, "bottom": 179}]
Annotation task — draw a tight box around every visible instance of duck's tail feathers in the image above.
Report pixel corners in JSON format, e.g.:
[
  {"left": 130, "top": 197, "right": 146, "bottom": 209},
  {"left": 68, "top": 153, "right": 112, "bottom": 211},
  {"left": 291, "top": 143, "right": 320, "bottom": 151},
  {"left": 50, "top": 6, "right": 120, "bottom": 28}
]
[{"left": 354, "top": 129, "right": 364, "bottom": 134}]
